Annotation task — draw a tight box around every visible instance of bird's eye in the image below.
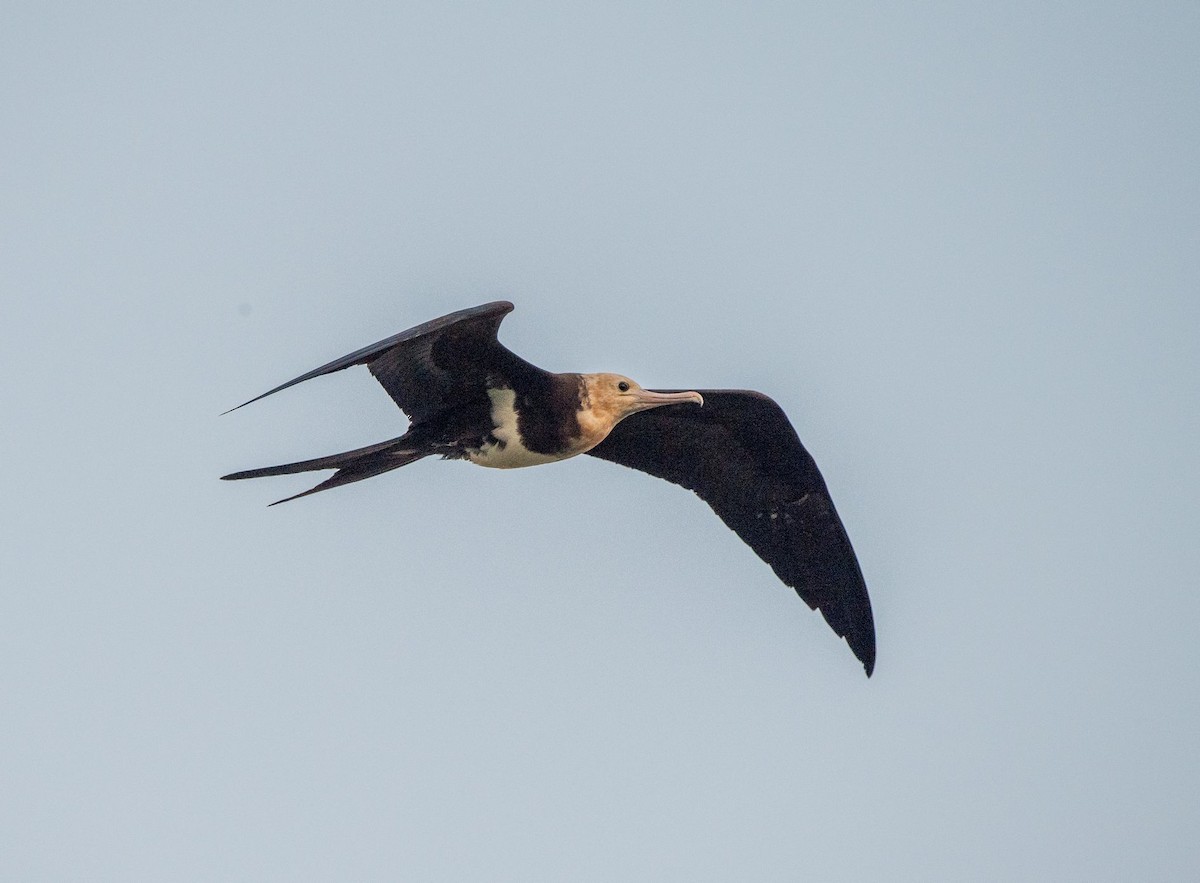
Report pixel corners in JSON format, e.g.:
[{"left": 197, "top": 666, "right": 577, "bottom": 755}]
[{"left": 617, "top": 381, "right": 630, "bottom": 392}]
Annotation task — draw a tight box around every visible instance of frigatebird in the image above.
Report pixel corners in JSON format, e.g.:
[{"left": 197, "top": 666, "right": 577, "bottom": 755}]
[{"left": 223, "top": 301, "right": 876, "bottom": 675}]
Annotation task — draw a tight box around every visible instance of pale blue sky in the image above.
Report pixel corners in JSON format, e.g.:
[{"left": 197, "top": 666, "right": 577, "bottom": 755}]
[{"left": 3, "top": 3, "right": 1198, "bottom": 880}]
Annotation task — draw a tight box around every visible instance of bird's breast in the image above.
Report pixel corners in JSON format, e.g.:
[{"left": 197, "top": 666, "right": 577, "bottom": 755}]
[{"left": 466, "top": 387, "right": 580, "bottom": 469}]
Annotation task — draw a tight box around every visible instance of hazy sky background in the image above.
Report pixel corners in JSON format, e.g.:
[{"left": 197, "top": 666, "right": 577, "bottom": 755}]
[{"left": 3, "top": 3, "right": 1198, "bottom": 880}]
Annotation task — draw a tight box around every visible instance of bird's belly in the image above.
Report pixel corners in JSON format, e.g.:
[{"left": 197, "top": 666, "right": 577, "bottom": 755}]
[
  {"left": 466, "top": 438, "right": 575, "bottom": 469},
  {"left": 465, "top": 386, "right": 578, "bottom": 469}
]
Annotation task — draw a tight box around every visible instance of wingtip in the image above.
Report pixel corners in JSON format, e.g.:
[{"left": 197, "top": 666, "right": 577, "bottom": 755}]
[
  {"left": 221, "top": 393, "right": 268, "bottom": 416},
  {"left": 855, "top": 636, "right": 876, "bottom": 677}
]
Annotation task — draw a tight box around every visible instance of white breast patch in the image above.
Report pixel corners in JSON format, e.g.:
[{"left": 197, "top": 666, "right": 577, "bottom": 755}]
[{"left": 467, "top": 387, "right": 574, "bottom": 469}]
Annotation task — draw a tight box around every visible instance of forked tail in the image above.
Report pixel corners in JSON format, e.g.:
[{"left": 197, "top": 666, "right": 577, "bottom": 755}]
[{"left": 221, "top": 435, "right": 429, "bottom": 505}]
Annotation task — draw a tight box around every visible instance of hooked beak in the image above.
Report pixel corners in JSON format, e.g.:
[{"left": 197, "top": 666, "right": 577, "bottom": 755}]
[{"left": 627, "top": 388, "right": 704, "bottom": 414}]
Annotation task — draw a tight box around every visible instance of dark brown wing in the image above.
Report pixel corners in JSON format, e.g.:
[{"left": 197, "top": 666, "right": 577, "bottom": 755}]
[
  {"left": 586, "top": 390, "right": 876, "bottom": 676},
  {"left": 225, "top": 301, "right": 540, "bottom": 421}
]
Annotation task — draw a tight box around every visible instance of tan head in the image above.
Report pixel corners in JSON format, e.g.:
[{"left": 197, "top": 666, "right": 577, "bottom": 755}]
[{"left": 575, "top": 373, "right": 704, "bottom": 451}]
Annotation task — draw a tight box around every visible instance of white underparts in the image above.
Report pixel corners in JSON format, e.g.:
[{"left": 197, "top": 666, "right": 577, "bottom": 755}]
[{"left": 467, "top": 388, "right": 575, "bottom": 469}]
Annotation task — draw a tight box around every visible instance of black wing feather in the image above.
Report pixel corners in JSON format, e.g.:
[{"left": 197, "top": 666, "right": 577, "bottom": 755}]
[
  {"left": 224, "top": 301, "right": 529, "bottom": 421},
  {"left": 586, "top": 390, "right": 876, "bottom": 676}
]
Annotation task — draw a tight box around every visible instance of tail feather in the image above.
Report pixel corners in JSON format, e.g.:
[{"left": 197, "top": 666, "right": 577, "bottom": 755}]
[{"left": 221, "top": 435, "right": 429, "bottom": 504}]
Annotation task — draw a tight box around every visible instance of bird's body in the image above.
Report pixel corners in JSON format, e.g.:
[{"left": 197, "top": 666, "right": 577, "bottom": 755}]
[
  {"left": 224, "top": 301, "right": 877, "bottom": 675},
  {"left": 470, "top": 385, "right": 584, "bottom": 468}
]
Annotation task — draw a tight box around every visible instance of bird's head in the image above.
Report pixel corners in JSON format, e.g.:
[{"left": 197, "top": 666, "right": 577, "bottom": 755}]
[{"left": 576, "top": 373, "right": 704, "bottom": 445}]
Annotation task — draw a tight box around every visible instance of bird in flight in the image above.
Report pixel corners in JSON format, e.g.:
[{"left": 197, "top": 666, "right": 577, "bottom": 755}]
[{"left": 223, "top": 302, "right": 876, "bottom": 675}]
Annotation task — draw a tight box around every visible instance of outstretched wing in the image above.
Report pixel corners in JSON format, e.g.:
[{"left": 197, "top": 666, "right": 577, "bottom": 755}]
[
  {"left": 586, "top": 390, "right": 876, "bottom": 676},
  {"left": 225, "top": 301, "right": 536, "bottom": 422}
]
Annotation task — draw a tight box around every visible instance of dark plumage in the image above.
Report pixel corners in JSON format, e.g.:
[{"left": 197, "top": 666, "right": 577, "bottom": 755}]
[{"left": 223, "top": 301, "right": 876, "bottom": 675}]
